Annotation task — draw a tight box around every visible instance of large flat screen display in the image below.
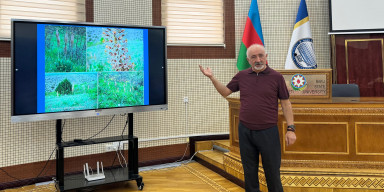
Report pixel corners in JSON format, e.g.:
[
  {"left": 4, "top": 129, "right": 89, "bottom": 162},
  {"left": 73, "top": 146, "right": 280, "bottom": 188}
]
[{"left": 11, "top": 19, "right": 167, "bottom": 122}]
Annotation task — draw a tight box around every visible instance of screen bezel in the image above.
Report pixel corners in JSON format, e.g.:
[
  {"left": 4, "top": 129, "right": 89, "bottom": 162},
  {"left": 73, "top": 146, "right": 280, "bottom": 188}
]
[{"left": 11, "top": 19, "right": 167, "bottom": 122}]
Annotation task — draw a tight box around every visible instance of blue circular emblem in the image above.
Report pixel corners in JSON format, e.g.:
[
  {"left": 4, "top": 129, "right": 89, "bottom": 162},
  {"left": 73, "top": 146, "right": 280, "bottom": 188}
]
[
  {"left": 290, "top": 74, "right": 307, "bottom": 91},
  {"left": 291, "top": 38, "right": 317, "bottom": 69}
]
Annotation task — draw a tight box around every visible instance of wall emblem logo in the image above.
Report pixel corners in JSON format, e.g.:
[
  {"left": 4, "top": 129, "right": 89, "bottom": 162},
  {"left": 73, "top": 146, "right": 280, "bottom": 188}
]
[
  {"left": 291, "top": 74, "right": 307, "bottom": 91},
  {"left": 291, "top": 38, "right": 317, "bottom": 69}
]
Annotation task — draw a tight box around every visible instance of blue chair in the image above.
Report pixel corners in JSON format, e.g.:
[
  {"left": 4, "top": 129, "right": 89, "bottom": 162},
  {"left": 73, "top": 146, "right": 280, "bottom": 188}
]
[{"left": 332, "top": 84, "right": 360, "bottom": 97}]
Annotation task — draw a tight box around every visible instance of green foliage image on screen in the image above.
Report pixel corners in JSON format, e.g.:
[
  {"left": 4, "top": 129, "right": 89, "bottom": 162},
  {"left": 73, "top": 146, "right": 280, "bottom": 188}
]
[
  {"left": 55, "top": 78, "right": 72, "bottom": 95},
  {"left": 45, "top": 25, "right": 87, "bottom": 72},
  {"left": 98, "top": 72, "right": 144, "bottom": 108},
  {"left": 44, "top": 25, "right": 145, "bottom": 112}
]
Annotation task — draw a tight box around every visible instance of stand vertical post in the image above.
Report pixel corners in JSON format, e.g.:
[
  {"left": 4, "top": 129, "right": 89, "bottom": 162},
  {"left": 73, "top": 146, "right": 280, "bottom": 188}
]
[
  {"left": 127, "top": 113, "right": 138, "bottom": 175},
  {"left": 128, "top": 113, "right": 133, "bottom": 136},
  {"left": 56, "top": 119, "right": 64, "bottom": 190}
]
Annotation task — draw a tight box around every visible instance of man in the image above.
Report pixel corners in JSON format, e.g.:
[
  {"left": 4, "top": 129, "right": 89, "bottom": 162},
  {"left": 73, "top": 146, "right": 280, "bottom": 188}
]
[{"left": 199, "top": 44, "right": 296, "bottom": 192}]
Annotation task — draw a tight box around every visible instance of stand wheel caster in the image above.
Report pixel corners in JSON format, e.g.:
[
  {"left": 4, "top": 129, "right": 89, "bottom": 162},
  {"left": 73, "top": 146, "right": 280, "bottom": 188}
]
[{"left": 138, "top": 182, "right": 144, "bottom": 190}]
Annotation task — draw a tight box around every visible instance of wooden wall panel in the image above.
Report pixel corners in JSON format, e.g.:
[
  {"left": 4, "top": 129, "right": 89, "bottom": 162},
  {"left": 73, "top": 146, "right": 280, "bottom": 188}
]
[
  {"left": 356, "top": 123, "right": 384, "bottom": 155},
  {"left": 283, "top": 122, "right": 348, "bottom": 154},
  {"left": 333, "top": 34, "right": 384, "bottom": 96},
  {"left": 227, "top": 97, "right": 384, "bottom": 162},
  {"left": 228, "top": 100, "right": 240, "bottom": 157},
  {"left": 346, "top": 39, "right": 384, "bottom": 96},
  {"left": 231, "top": 114, "right": 239, "bottom": 146},
  {"left": 0, "top": 41, "right": 10, "bottom": 57},
  {"left": 85, "top": 0, "right": 94, "bottom": 22}
]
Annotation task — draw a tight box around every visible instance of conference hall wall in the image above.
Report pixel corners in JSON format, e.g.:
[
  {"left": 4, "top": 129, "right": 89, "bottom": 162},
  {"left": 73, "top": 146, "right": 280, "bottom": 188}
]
[{"left": 0, "top": 0, "right": 330, "bottom": 186}]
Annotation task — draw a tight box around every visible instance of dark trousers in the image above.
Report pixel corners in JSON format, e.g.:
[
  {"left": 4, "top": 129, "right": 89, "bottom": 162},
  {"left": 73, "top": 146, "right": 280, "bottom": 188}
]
[{"left": 238, "top": 122, "right": 283, "bottom": 192}]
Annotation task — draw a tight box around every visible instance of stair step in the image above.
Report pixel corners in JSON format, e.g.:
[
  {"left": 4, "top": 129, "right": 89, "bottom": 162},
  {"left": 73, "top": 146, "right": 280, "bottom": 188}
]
[
  {"left": 196, "top": 150, "right": 225, "bottom": 170},
  {"left": 194, "top": 140, "right": 230, "bottom": 171}
]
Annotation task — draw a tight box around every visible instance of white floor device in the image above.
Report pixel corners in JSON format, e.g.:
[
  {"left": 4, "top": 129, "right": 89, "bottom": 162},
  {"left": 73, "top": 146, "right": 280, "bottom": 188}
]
[{"left": 83, "top": 161, "right": 105, "bottom": 181}]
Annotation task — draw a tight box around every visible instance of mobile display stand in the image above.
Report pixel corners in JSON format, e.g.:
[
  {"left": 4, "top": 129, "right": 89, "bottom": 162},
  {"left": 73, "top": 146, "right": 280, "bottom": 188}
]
[{"left": 55, "top": 113, "right": 144, "bottom": 191}]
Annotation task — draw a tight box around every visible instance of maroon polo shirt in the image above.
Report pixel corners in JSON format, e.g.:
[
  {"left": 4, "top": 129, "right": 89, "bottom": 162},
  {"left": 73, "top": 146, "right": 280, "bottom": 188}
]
[{"left": 226, "top": 66, "right": 289, "bottom": 130}]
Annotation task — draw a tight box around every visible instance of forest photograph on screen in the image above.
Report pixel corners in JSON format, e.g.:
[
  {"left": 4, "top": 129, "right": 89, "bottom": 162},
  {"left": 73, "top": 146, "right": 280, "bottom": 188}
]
[{"left": 43, "top": 25, "right": 145, "bottom": 113}]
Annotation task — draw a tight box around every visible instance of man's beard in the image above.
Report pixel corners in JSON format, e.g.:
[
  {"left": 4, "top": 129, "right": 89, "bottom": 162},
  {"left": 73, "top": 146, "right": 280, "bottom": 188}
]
[{"left": 253, "top": 63, "right": 265, "bottom": 71}]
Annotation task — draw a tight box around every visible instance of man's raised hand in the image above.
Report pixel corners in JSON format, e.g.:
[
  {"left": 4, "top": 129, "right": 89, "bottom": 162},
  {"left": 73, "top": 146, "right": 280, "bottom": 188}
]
[{"left": 199, "top": 65, "right": 213, "bottom": 78}]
